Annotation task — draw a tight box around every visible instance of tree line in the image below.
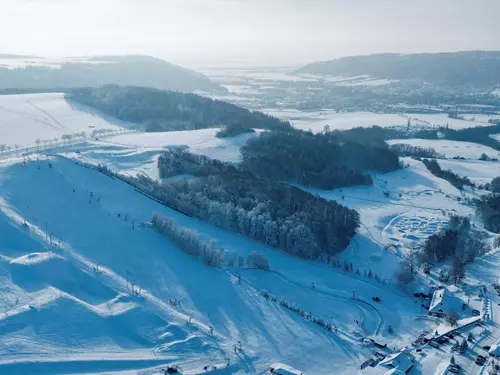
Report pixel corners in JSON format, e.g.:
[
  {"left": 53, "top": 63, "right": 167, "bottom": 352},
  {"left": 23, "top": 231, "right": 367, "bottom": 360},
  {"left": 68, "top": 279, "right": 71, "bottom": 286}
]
[
  {"left": 66, "top": 85, "right": 291, "bottom": 133},
  {"left": 389, "top": 143, "right": 443, "bottom": 159},
  {"left": 422, "top": 159, "right": 474, "bottom": 190},
  {"left": 156, "top": 149, "right": 360, "bottom": 259},
  {"left": 151, "top": 212, "right": 269, "bottom": 269}
]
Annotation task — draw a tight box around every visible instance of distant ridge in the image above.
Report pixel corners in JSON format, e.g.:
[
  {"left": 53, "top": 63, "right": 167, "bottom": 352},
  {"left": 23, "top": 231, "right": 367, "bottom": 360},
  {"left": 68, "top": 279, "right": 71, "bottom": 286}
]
[
  {"left": 0, "top": 54, "right": 226, "bottom": 93},
  {"left": 296, "top": 51, "right": 500, "bottom": 87}
]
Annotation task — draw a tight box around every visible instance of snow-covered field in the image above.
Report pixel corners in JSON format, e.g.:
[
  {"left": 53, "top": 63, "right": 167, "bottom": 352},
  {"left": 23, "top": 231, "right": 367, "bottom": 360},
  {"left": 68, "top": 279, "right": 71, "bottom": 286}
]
[
  {"left": 0, "top": 93, "right": 132, "bottom": 148},
  {"left": 303, "top": 157, "right": 478, "bottom": 266},
  {"left": 263, "top": 109, "right": 407, "bottom": 132},
  {"left": 261, "top": 109, "right": 497, "bottom": 133},
  {"left": 60, "top": 129, "right": 261, "bottom": 180},
  {"left": 406, "top": 113, "right": 491, "bottom": 129},
  {"left": 437, "top": 159, "right": 500, "bottom": 183},
  {"left": 387, "top": 138, "right": 500, "bottom": 159}
]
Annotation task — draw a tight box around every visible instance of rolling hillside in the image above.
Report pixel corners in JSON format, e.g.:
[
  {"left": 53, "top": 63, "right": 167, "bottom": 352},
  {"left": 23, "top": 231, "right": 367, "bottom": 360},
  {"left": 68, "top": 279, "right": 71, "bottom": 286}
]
[
  {"left": 0, "top": 55, "right": 226, "bottom": 93},
  {"left": 296, "top": 51, "right": 500, "bottom": 87}
]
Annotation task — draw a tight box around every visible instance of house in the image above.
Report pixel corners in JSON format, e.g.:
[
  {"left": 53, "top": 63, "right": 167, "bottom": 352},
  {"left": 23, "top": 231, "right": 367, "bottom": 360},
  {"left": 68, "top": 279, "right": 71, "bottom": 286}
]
[
  {"left": 413, "top": 285, "right": 432, "bottom": 299},
  {"left": 378, "top": 350, "right": 415, "bottom": 375},
  {"left": 428, "top": 288, "right": 449, "bottom": 317},
  {"left": 269, "top": 363, "right": 303, "bottom": 375},
  {"left": 489, "top": 342, "right": 500, "bottom": 358},
  {"left": 368, "top": 337, "right": 388, "bottom": 348}
]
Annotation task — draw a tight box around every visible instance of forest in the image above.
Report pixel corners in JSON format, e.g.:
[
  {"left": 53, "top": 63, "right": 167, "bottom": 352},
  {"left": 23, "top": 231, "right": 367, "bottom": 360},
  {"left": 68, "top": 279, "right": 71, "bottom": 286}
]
[
  {"left": 66, "top": 85, "right": 291, "bottom": 133},
  {"left": 476, "top": 193, "right": 500, "bottom": 233},
  {"left": 240, "top": 128, "right": 401, "bottom": 189},
  {"left": 118, "top": 149, "right": 361, "bottom": 260}
]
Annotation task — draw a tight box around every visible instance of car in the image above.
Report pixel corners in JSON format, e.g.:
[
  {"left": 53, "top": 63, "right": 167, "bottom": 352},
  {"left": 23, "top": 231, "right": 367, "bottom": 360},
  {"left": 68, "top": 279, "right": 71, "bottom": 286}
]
[
  {"left": 472, "top": 309, "right": 480, "bottom": 316},
  {"left": 446, "top": 332, "right": 455, "bottom": 338},
  {"left": 483, "top": 345, "right": 491, "bottom": 350},
  {"left": 437, "top": 337, "right": 449, "bottom": 344},
  {"left": 475, "top": 356, "right": 486, "bottom": 366},
  {"left": 449, "top": 364, "right": 460, "bottom": 373},
  {"left": 372, "top": 297, "right": 382, "bottom": 303},
  {"left": 163, "top": 366, "right": 181, "bottom": 374}
]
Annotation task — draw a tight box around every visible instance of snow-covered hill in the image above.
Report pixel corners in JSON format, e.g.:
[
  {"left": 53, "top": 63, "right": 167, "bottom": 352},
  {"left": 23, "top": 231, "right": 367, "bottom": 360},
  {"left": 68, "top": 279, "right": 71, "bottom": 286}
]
[
  {"left": 0, "top": 90, "right": 498, "bottom": 375},
  {"left": 0, "top": 154, "right": 450, "bottom": 374}
]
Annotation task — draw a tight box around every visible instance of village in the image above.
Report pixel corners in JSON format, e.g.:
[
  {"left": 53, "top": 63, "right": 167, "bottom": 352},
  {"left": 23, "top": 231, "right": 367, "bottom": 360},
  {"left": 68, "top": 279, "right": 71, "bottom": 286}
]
[{"left": 269, "top": 278, "right": 500, "bottom": 375}]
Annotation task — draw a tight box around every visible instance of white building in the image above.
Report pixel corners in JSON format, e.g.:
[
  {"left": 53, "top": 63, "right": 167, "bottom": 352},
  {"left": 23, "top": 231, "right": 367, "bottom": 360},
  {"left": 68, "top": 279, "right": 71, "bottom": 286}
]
[
  {"left": 489, "top": 342, "right": 500, "bottom": 358},
  {"left": 378, "top": 350, "right": 415, "bottom": 375}
]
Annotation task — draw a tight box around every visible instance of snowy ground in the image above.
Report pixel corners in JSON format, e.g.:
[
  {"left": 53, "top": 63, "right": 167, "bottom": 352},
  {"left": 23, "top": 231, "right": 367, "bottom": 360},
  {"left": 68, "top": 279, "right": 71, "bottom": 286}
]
[
  {"left": 58, "top": 129, "right": 262, "bottom": 180},
  {"left": 0, "top": 155, "right": 450, "bottom": 375},
  {"left": 387, "top": 139, "right": 500, "bottom": 160},
  {"left": 405, "top": 113, "right": 491, "bottom": 130},
  {"left": 0, "top": 150, "right": 495, "bottom": 374},
  {"left": 437, "top": 159, "right": 500, "bottom": 184},
  {"left": 262, "top": 109, "right": 407, "bottom": 132},
  {"left": 0, "top": 84, "right": 498, "bottom": 374},
  {"left": 0, "top": 93, "right": 133, "bottom": 148}
]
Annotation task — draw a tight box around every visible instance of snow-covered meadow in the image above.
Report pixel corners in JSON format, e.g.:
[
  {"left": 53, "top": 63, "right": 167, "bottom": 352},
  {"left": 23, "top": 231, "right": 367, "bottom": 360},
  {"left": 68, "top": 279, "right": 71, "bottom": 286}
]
[
  {"left": 387, "top": 138, "right": 500, "bottom": 160},
  {"left": 0, "top": 93, "right": 132, "bottom": 148}
]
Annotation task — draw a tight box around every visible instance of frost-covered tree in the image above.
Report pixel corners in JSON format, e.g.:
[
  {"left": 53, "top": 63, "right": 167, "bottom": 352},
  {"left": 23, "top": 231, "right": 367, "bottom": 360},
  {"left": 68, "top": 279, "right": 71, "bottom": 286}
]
[
  {"left": 247, "top": 251, "right": 269, "bottom": 270},
  {"left": 446, "top": 310, "right": 458, "bottom": 326}
]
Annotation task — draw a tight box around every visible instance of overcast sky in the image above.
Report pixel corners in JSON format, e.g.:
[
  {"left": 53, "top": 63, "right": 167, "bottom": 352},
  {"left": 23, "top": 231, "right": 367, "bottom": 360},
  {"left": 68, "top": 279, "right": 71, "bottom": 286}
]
[{"left": 1, "top": 0, "right": 500, "bottom": 67}]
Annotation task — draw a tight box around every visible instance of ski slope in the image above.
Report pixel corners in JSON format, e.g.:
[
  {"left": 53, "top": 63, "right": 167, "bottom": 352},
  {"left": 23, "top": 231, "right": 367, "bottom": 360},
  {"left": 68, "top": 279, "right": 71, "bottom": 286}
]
[
  {"left": 0, "top": 155, "right": 447, "bottom": 375},
  {"left": 0, "top": 91, "right": 498, "bottom": 374}
]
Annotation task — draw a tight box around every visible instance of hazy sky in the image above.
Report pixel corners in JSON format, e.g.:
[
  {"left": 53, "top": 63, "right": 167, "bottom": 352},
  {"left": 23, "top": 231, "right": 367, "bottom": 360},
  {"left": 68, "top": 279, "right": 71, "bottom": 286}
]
[{"left": 2, "top": 0, "right": 500, "bottom": 67}]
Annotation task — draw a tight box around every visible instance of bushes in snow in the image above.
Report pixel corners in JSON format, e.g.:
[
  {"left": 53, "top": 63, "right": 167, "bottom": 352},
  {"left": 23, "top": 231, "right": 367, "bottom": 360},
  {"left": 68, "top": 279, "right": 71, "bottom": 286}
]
[
  {"left": 152, "top": 213, "right": 271, "bottom": 270},
  {"left": 216, "top": 124, "right": 255, "bottom": 138},
  {"left": 152, "top": 213, "right": 201, "bottom": 257},
  {"left": 446, "top": 311, "right": 459, "bottom": 326},
  {"left": 389, "top": 143, "right": 443, "bottom": 159},
  {"left": 152, "top": 213, "right": 223, "bottom": 267},
  {"left": 260, "top": 290, "right": 335, "bottom": 333},
  {"left": 246, "top": 251, "right": 269, "bottom": 270}
]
